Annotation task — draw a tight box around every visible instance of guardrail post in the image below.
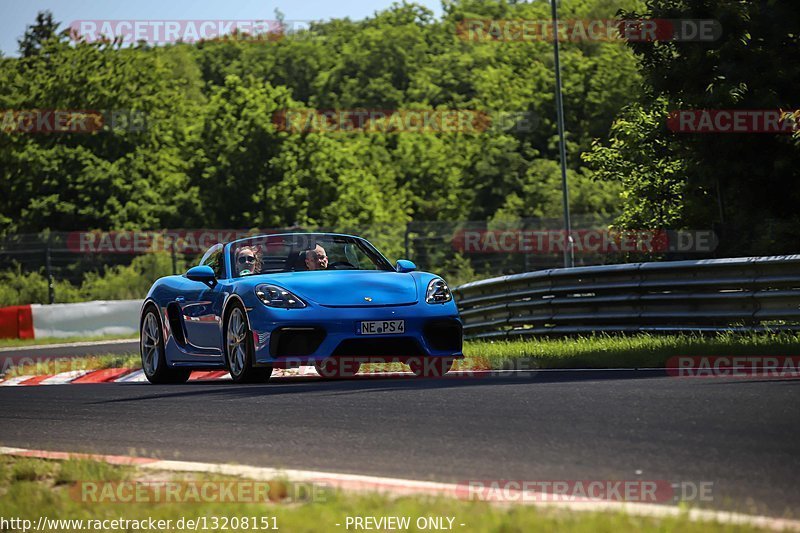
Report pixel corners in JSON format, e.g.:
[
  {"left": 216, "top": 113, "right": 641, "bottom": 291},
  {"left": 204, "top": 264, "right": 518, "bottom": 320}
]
[
  {"left": 170, "top": 239, "right": 177, "bottom": 276},
  {"left": 45, "top": 238, "right": 55, "bottom": 304}
]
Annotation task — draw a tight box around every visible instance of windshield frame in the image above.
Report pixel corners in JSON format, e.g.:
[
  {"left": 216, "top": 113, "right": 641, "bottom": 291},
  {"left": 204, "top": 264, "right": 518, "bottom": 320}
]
[{"left": 227, "top": 233, "right": 394, "bottom": 278}]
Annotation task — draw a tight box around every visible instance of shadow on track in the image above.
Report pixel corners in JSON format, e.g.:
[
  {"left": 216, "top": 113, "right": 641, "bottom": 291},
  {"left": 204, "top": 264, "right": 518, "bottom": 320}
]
[{"left": 95, "top": 369, "right": 670, "bottom": 404}]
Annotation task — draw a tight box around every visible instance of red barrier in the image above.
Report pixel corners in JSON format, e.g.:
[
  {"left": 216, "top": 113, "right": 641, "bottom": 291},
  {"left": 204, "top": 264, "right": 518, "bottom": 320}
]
[{"left": 0, "top": 305, "right": 34, "bottom": 339}]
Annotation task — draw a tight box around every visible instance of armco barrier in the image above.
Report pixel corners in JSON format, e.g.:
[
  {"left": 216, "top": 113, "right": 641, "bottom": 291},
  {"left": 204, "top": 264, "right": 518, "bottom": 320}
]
[
  {"left": 30, "top": 300, "right": 140, "bottom": 338},
  {"left": 453, "top": 255, "right": 800, "bottom": 339},
  {"left": 0, "top": 300, "right": 141, "bottom": 339}
]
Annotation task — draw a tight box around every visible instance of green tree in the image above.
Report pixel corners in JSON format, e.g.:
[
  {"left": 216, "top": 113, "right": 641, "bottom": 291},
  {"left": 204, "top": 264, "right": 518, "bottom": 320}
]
[
  {"left": 194, "top": 75, "right": 295, "bottom": 228},
  {"left": 2, "top": 2, "right": 656, "bottom": 262},
  {"left": 17, "top": 10, "right": 59, "bottom": 58},
  {"left": 0, "top": 30, "right": 203, "bottom": 232},
  {"left": 588, "top": 0, "right": 800, "bottom": 255}
]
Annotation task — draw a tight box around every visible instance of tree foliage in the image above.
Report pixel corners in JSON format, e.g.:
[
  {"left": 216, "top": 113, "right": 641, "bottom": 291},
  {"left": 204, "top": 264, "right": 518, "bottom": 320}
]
[
  {"left": 1, "top": 1, "right": 645, "bottom": 241},
  {"left": 585, "top": 0, "right": 800, "bottom": 254},
  {"left": 5, "top": 1, "right": 794, "bottom": 259}
]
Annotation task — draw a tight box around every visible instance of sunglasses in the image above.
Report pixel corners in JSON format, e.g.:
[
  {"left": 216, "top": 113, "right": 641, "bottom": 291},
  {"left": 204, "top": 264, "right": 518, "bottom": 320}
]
[{"left": 238, "top": 255, "right": 255, "bottom": 264}]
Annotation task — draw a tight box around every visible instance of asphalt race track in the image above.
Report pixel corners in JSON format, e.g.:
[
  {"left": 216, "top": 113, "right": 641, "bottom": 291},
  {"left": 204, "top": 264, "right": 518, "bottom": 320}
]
[{"left": 1, "top": 370, "right": 798, "bottom": 517}]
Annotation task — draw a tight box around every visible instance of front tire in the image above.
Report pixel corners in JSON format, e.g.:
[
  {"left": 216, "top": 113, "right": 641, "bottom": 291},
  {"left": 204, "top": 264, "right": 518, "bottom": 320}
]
[
  {"left": 140, "top": 306, "right": 191, "bottom": 384},
  {"left": 224, "top": 304, "right": 271, "bottom": 383}
]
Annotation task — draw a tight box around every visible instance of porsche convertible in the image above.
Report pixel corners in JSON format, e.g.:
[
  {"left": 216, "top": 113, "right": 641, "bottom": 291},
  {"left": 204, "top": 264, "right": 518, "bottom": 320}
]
[{"left": 139, "top": 233, "right": 463, "bottom": 383}]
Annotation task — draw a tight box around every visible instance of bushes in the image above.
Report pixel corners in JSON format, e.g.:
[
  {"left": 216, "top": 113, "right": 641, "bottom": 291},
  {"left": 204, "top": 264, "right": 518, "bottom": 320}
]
[
  {"left": 0, "top": 254, "right": 179, "bottom": 306},
  {"left": 0, "top": 268, "right": 82, "bottom": 306},
  {"left": 80, "top": 254, "right": 176, "bottom": 301}
]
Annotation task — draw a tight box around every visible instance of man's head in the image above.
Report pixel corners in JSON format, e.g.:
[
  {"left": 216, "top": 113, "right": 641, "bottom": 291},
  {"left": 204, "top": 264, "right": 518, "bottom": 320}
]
[
  {"left": 235, "top": 246, "right": 260, "bottom": 275},
  {"left": 305, "top": 244, "right": 328, "bottom": 271}
]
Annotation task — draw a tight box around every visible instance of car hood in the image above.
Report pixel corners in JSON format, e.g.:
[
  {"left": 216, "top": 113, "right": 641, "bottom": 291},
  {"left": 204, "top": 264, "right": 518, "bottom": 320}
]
[{"left": 262, "top": 270, "right": 419, "bottom": 307}]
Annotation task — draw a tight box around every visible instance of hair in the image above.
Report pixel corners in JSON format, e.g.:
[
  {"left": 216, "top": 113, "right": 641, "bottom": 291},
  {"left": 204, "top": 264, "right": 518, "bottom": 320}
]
[
  {"left": 305, "top": 243, "right": 325, "bottom": 261},
  {"left": 236, "top": 245, "right": 262, "bottom": 273}
]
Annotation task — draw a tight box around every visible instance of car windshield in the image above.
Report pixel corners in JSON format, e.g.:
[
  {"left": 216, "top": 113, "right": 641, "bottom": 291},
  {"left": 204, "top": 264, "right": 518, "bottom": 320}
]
[{"left": 230, "top": 234, "right": 393, "bottom": 277}]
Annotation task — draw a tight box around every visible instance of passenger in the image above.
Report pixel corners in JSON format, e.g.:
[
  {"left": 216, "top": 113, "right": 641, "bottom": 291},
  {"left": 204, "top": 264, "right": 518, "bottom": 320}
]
[
  {"left": 305, "top": 244, "right": 329, "bottom": 271},
  {"left": 235, "top": 246, "right": 261, "bottom": 276}
]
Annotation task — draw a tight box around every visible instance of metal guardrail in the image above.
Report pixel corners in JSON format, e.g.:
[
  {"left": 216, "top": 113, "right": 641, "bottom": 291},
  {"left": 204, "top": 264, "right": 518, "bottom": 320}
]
[{"left": 453, "top": 255, "right": 800, "bottom": 339}]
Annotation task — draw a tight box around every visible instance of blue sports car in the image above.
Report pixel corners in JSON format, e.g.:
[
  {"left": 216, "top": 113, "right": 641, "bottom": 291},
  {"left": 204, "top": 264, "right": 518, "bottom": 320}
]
[{"left": 139, "top": 233, "right": 463, "bottom": 383}]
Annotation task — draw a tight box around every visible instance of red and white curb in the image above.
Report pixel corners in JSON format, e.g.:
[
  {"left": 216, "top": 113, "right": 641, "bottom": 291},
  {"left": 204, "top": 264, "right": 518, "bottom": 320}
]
[
  {"left": 0, "top": 375, "right": 36, "bottom": 386},
  {"left": 0, "top": 368, "right": 510, "bottom": 386},
  {"left": 0, "top": 367, "right": 380, "bottom": 386},
  {"left": 7, "top": 367, "right": 785, "bottom": 386},
  {"left": 0, "top": 446, "right": 796, "bottom": 531}
]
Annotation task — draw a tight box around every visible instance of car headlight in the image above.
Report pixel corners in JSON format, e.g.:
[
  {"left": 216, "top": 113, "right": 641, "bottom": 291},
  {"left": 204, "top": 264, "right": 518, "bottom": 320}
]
[
  {"left": 255, "top": 284, "right": 306, "bottom": 309},
  {"left": 426, "top": 278, "right": 452, "bottom": 304}
]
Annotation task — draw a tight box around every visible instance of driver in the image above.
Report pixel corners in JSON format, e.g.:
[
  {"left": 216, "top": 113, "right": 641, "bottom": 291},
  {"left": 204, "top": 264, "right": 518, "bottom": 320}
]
[
  {"left": 305, "top": 244, "right": 329, "bottom": 271},
  {"left": 236, "top": 246, "right": 261, "bottom": 276}
]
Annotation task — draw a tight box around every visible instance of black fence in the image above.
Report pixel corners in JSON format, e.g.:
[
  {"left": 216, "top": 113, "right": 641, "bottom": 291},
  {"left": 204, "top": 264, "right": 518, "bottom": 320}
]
[
  {"left": 404, "top": 217, "right": 720, "bottom": 282},
  {"left": 0, "top": 220, "right": 721, "bottom": 304}
]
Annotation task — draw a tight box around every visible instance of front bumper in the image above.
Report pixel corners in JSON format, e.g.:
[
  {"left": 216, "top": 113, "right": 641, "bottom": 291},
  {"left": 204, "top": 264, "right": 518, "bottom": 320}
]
[{"left": 248, "top": 304, "right": 463, "bottom": 368}]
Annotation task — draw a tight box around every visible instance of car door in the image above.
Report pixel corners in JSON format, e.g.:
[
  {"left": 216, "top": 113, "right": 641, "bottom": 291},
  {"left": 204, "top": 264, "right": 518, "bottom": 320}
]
[{"left": 180, "top": 244, "right": 226, "bottom": 353}]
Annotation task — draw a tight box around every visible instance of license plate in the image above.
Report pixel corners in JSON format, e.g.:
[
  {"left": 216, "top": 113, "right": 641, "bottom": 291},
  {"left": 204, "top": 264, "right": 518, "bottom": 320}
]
[{"left": 358, "top": 320, "right": 405, "bottom": 335}]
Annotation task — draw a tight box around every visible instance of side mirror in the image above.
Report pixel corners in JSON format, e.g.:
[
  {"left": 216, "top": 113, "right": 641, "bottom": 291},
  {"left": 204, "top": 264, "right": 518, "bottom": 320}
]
[
  {"left": 186, "top": 265, "right": 217, "bottom": 287},
  {"left": 396, "top": 260, "right": 417, "bottom": 273}
]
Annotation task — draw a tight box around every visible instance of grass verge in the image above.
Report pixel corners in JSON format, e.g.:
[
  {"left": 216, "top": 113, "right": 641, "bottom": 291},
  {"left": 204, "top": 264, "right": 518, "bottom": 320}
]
[
  {"left": 462, "top": 332, "right": 800, "bottom": 370},
  {"left": 0, "top": 455, "right": 769, "bottom": 532},
  {"left": 3, "top": 333, "right": 800, "bottom": 379},
  {"left": 0, "top": 334, "right": 137, "bottom": 349},
  {"left": 2, "top": 353, "right": 141, "bottom": 378}
]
